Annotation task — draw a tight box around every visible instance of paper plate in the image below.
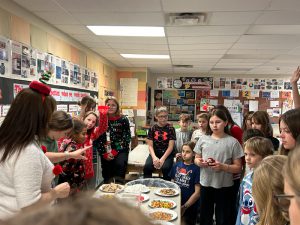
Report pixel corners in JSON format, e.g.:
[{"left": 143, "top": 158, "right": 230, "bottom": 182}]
[
  {"left": 149, "top": 199, "right": 176, "bottom": 209},
  {"left": 147, "top": 208, "right": 177, "bottom": 221},
  {"left": 99, "top": 183, "right": 124, "bottom": 193},
  {"left": 154, "top": 188, "right": 179, "bottom": 197}
]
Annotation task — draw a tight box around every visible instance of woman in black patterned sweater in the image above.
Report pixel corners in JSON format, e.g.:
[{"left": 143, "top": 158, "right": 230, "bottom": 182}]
[{"left": 93, "top": 97, "right": 131, "bottom": 184}]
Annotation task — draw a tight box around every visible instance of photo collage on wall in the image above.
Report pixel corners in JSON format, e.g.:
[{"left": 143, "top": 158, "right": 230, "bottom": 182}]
[
  {"left": 0, "top": 37, "right": 11, "bottom": 77},
  {"left": 154, "top": 90, "right": 196, "bottom": 121},
  {"left": 0, "top": 36, "right": 99, "bottom": 92}
]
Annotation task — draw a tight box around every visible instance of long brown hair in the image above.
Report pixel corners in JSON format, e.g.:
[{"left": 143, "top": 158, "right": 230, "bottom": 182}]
[
  {"left": 48, "top": 111, "right": 73, "bottom": 131},
  {"left": 279, "top": 108, "right": 300, "bottom": 155},
  {"left": 0, "top": 88, "right": 56, "bottom": 162},
  {"left": 251, "top": 111, "right": 273, "bottom": 137},
  {"left": 105, "top": 96, "right": 120, "bottom": 116}
]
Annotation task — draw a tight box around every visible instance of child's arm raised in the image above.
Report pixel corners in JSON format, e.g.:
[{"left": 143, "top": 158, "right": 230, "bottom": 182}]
[{"left": 90, "top": 112, "right": 108, "bottom": 141}]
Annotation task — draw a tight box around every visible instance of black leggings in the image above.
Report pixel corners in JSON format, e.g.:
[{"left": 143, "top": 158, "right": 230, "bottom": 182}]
[{"left": 100, "top": 151, "right": 129, "bottom": 184}]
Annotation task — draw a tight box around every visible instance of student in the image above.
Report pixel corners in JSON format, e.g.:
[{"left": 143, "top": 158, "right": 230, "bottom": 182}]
[
  {"left": 39, "top": 111, "right": 89, "bottom": 164},
  {"left": 143, "top": 106, "right": 176, "bottom": 181},
  {"left": 191, "top": 113, "right": 209, "bottom": 143},
  {"left": 0, "top": 81, "right": 70, "bottom": 219},
  {"left": 2, "top": 196, "right": 154, "bottom": 225},
  {"left": 82, "top": 111, "right": 107, "bottom": 188},
  {"left": 241, "top": 111, "right": 254, "bottom": 132},
  {"left": 242, "top": 128, "right": 264, "bottom": 145},
  {"left": 214, "top": 105, "right": 244, "bottom": 223},
  {"left": 169, "top": 141, "right": 200, "bottom": 225},
  {"left": 283, "top": 146, "right": 300, "bottom": 225},
  {"left": 174, "top": 114, "right": 193, "bottom": 159},
  {"left": 252, "top": 155, "right": 288, "bottom": 225},
  {"left": 290, "top": 66, "right": 300, "bottom": 109},
  {"left": 241, "top": 129, "right": 265, "bottom": 176},
  {"left": 194, "top": 109, "right": 244, "bottom": 225},
  {"left": 58, "top": 120, "right": 89, "bottom": 195},
  {"left": 94, "top": 97, "right": 131, "bottom": 184},
  {"left": 76, "top": 95, "right": 96, "bottom": 120},
  {"left": 235, "top": 137, "right": 273, "bottom": 225},
  {"left": 251, "top": 111, "right": 279, "bottom": 151},
  {"left": 279, "top": 108, "right": 300, "bottom": 155}
]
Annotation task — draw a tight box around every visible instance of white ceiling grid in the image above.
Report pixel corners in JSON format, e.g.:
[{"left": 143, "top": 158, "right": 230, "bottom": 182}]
[{"left": 10, "top": 0, "right": 300, "bottom": 75}]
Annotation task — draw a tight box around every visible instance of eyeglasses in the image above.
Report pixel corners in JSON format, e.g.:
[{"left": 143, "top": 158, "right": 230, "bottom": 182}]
[
  {"left": 157, "top": 115, "right": 168, "bottom": 119},
  {"left": 274, "top": 194, "right": 295, "bottom": 212}
]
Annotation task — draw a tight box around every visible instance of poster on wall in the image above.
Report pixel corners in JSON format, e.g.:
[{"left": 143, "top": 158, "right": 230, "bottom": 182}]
[
  {"left": 61, "top": 60, "right": 70, "bottom": 85},
  {"left": 55, "top": 56, "right": 62, "bottom": 85},
  {"left": 11, "top": 41, "right": 22, "bottom": 77},
  {"left": 44, "top": 54, "right": 56, "bottom": 83},
  {"left": 82, "top": 68, "right": 90, "bottom": 88},
  {"left": 175, "top": 77, "right": 213, "bottom": 89},
  {"left": 0, "top": 36, "right": 11, "bottom": 77},
  {"left": 120, "top": 78, "right": 138, "bottom": 107},
  {"left": 91, "top": 71, "right": 98, "bottom": 91},
  {"left": 37, "top": 51, "right": 45, "bottom": 78},
  {"left": 157, "top": 77, "right": 173, "bottom": 89},
  {"left": 29, "top": 48, "right": 37, "bottom": 80},
  {"left": 20, "top": 44, "right": 31, "bottom": 79}
]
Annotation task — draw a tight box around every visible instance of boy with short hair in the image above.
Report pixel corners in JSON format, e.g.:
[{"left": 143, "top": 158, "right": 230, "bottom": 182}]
[
  {"left": 143, "top": 106, "right": 176, "bottom": 180},
  {"left": 175, "top": 114, "right": 193, "bottom": 159}
]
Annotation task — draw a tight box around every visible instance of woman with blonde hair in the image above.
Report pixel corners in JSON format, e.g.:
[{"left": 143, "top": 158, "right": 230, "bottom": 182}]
[
  {"left": 252, "top": 155, "right": 288, "bottom": 225},
  {"left": 282, "top": 146, "right": 300, "bottom": 225}
]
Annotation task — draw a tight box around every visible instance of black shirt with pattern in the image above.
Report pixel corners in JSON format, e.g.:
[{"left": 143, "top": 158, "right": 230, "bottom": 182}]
[
  {"left": 93, "top": 115, "right": 131, "bottom": 155},
  {"left": 148, "top": 123, "right": 176, "bottom": 155}
]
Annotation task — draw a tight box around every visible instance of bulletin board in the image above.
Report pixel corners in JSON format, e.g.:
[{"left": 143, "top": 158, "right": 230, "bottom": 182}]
[
  {"left": 154, "top": 89, "right": 196, "bottom": 121},
  {"left": 194, "top": 89, "right": 293, "bottom": 124}
]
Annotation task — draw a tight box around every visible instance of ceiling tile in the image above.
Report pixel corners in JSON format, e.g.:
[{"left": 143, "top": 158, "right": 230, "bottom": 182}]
[
  {"left": 74, "top": 12, "right": 165, "bottom": 26},
  {"left": 56, "top": 0, "right": 162, "bottom": 12},
  {"left": 166, "top": 25, "right": 249, "bottom": 36},
  {"left": 168, "top": 36, "right": 239, "bottom": 44}
]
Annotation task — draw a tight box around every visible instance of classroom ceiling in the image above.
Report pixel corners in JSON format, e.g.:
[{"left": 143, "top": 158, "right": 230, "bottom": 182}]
[{"left": 12, "top": 0, "right": 300, "bottom": 75}]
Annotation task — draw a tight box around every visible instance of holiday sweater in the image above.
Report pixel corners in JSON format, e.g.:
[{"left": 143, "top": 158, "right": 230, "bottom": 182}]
[
  {"left": 93, "top": 115, "right": 131, "bottom": 155},
  {"left": 58, "top": 139, "right": 85, "bottom": 195}
]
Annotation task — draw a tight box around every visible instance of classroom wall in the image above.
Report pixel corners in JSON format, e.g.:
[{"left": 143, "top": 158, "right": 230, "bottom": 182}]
[
  {"left": 148, "top": 72, "right": 291, "bottom": 110},
  {"left": 0, "top": 0, "right": 117, "bottom": 101}
]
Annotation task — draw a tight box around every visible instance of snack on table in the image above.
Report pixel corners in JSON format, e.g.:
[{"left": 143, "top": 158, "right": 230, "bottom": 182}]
[
  {"left": 159, "top": 188, "right": 176, "bottom": 196},
  {"left": 124, "top": 184, "right": 150, "bottom": 193},
  {"left": 100, "top": 183, "right": 123, "bottom": 193},
  {"left": 150, "top": 200, "right": 175, "bottom": 209},
  {"left": 149, "top": 211, "right": 173, "bottom": 221}
]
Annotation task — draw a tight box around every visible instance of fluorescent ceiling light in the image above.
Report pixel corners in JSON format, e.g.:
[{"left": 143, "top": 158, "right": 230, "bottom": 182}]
[
  {"left": 87, "top": 26, "right": 165, "bottom": 37},
  {"left": 121, "top": 54, "right": 170, "bottom": 59}
]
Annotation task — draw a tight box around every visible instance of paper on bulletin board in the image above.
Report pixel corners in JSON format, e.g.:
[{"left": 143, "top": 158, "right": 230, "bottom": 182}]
[
  {"left": 57, "top": 104, "right": 68, "bottom": 112},
  {"left": 270, "top": 91, "right": 279, "bottom": 99},
  {"left": 231, "top": 112, "right": 242, "bottom": 127},
  {"left": 122, "top": 109, "right": 134, "bottom": 117},
  {"left": 2, "top": 105, "right": 10, "bottom": 116},
  {"left": 249, "top": 100, "right": 258, "bottom": 111},
  {"left": 210, "top": 89, "right": 219, "bottom": 97},
  {"left": 120, "top": 78, "right": 138, "bottom": 106},
  {"left": 270, "top": 101, "right": 279, "bottom": 107},
  {"left": 251, "top": 90, "right": 260, "bottom": 98},
  {"left": 137, "top": 109, "right": 146, "bottom": 117},
  {"left": 273, "top": 108, "right": 281, "bottom": 117},
  {"left": 230, "top": 90, "right": 239, "bottom": 97}
]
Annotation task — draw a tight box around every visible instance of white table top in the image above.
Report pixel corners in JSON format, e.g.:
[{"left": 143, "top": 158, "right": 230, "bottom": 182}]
[{"left": 128, "top": 144, "right": 149, "bottom": 166}]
